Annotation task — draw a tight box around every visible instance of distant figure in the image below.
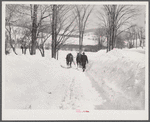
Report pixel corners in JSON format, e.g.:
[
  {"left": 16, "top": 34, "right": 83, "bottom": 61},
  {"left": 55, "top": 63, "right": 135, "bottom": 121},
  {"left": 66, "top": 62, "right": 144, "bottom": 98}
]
[
  {"left": 21, "top": 44, "right": 24, "bottom": 54},
  {"left": 66, "top": 53, "right": 74, "bottom": 67},
  {"left": 24, "top": 44, "right": 28, "bottom": 54},
  {"left": 21, "top": 42, "right": 28, "bottom": 55},
  {"left": 81, "top": 52, "right": 88, "bottom": 72},
  {"left": 76, "top": 53, "right": 82, "bottom": 68}
]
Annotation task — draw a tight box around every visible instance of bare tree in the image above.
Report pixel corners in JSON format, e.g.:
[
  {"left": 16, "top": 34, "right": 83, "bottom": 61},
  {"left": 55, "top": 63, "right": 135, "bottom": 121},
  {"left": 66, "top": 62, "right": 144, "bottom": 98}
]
[
  {"left": 13, "top": 4, "right": 75, "bottom": 58},
  {"left": 35, "top": 5, "right": 52, "bottom": 57},
  {"left": 138, "top": 27, "right": 145, "bottom": 48},
  {"left": 6, "top": 4, "right": 53, "bottom": 55},
  {"left": 94, "top": 27, "right": 107, "bottom": 50},
  {"left": 97, "top": 5, "right": 140, "bottom": 52},
  {"left": 74, "top": 5, "right": 94, "bottom": 53},
  {"left": 5, "top": 4, "right": 21, "bottom": 55},
  {"left": 51, "top": 5, "right": 57, "bottom": 58},
  {"left": 37, "top": 32, "right": 51, "bottom": 57},
  {"left": 30, "top": 4, "right": 38, "bottom": 55},
  {"left": 20, "top": 28, "right": 31, "bottom": 54},
  {"left": 124, "top": 24, "right": 145, "bottom": 49},
  {"left": 131, "top": 25, "right": 139, "bottom": 48},
  {"left": 51, "top": 5, "right": 77, "bottom": 59}
]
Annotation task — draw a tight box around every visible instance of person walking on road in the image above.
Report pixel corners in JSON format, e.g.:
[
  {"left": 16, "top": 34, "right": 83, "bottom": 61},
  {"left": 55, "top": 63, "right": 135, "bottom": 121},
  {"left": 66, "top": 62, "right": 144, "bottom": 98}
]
[
  {"left": 81, "top": 52, "right": 88, "bottom": 72},
  {"left": 76, "top": 53, "right": 82, "bottom": 68}
]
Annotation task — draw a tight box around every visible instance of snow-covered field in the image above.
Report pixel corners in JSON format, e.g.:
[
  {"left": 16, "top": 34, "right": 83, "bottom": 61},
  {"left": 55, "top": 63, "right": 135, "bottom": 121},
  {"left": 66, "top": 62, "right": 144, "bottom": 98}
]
[
  {"left": 65, "top": 37, "right": 98, "bottom": 45},
  {"left": 44, "top": 37, "right": 98, "bottom": 46},
  {"left": 3, "top": 47, "right": 147, "bottom": 112}
]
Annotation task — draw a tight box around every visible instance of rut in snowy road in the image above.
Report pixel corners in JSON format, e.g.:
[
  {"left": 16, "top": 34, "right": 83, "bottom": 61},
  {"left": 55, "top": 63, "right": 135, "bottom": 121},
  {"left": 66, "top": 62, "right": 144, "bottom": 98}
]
[{"left": 60, "top": 68, "right": 106, "bottom": 110}]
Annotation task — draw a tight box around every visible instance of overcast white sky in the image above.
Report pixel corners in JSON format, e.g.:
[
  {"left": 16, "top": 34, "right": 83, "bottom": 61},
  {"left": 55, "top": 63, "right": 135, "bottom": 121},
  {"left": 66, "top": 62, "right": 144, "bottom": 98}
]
[
  {"left": 5, "top": 3, "right": 146, "bottom": 31},
  {"left": 86, "top": 5, "right": 146, "bottom": 30}
]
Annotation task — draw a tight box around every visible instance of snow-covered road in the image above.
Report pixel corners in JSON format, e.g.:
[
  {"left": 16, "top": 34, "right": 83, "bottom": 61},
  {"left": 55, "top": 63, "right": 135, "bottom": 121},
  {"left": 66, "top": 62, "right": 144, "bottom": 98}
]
[
  {"left": 4, "top": 48, "right": 145, "bottom": 110},
  {"left": 5, "top": 52, "right": 106, "bottom": 110},
  {"left": 59, "top": 68, "right": 106, "bottom": 110},
  {"left": 30, "top": 67, "right": 106, "bottom": 110}
]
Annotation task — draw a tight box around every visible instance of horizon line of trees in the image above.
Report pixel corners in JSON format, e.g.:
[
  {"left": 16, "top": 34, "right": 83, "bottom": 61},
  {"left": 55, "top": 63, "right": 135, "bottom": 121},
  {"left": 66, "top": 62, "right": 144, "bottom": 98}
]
[
  {"left": 97, "top": 5, "right": 145, "bottom": 52},
  {"left": 5, "top": 4, "right": 94, "bottom": 58},
  {"left": 5, "top": 4, "right": 145, "bottom": 57}
]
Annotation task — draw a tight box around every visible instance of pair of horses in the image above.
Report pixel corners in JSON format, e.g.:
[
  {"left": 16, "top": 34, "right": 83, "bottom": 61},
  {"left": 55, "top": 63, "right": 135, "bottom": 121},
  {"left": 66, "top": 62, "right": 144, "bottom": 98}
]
[{"left": 66, "top": 53, "right": 82, "bottom": 67}]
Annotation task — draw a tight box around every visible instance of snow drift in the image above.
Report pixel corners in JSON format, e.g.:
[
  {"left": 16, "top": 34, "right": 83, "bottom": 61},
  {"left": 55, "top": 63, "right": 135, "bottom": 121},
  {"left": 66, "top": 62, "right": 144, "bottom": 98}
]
[
  {"left": 86, "top": 48, "right": 145, "bottom": 110},
  {"left": 5, "top": 54, "right": 74, "bottom": 109}
]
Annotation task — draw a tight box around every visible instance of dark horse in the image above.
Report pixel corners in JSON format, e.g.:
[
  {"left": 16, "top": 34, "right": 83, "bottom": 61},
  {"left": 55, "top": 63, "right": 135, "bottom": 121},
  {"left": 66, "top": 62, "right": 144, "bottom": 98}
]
[
  {"left": 76, "top": 53, "right": 82, "bottom": 67},
  {"left": 66, "top": 53, "right": 74, "bottom": 67}
]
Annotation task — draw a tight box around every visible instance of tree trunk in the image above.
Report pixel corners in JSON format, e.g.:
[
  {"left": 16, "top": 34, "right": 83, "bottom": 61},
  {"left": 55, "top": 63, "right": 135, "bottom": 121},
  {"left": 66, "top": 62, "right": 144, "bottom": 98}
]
[
  {"left": 38, "top": 45, "right": 45, "bottom": 57},
  {"left": 56, "top": 50, "right": 59, "bottom": 60},
  {"left": 112, "top": 5, "right": 116, "bottom": 50},
  {"left": 52, "top": 5, "right": 57, "bottom": 59},
  {"left": 114, "top": 36, "right": 117, "bottom": 48},
  {"left": 98, "top": 36, "right": 102, "bottom": 50},
  {"left": 136, "top": 33, "right": 137, "bottom": 48},
  {"left": 31, "top": 4, "right": 38, "bottom": 55},
  {"left": 106, "top": 35, "right": 110, "bottom": 52},
  {"left": 41, "top": 46, "right": 45, "bottom": 57},
  {"left": 132, "top": 35, "right": 134, "bottom": 48},
  {"left": 79, "top": 33, "right": 83, "bottom": 53},
  {"left": 8, "top": 26, "right": 18, "bottom": 55},
  {"left": 142, "top": 39, "right": 144, "bottom": 48},
  {"left": 140, "top": 39, "right": 142, "bottom": 47}
]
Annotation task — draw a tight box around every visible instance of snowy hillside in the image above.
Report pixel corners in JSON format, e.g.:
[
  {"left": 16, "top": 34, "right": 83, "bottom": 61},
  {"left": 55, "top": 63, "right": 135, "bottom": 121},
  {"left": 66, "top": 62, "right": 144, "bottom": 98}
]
[
  {"left": 45, "top": 36, "right": 98, "bottom": 45},
  {"left": 65, "top": 37, "right": 98, "bottom": 45},
  {"left": 4, "top": 48, "right": 146, "bottom": 110}
]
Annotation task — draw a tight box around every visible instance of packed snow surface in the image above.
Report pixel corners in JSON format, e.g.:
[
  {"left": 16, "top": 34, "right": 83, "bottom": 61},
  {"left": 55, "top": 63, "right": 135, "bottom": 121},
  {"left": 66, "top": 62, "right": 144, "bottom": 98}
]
[
  {"left": 5, "top": 48, "right": 145, "bottom": 110},
  {"left": 86, "top": 48, "right": 145, "bottom": 110},
  {"left": 5, "top": 50, "right": 105, "bottom": 109}
]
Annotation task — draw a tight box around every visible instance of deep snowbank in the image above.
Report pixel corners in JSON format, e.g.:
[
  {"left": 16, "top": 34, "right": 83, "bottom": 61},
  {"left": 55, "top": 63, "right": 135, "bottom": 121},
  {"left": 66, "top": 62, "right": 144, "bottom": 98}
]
[
  {"left": 87, "top": 49, "right": 145, "bottom": 110},
  {"left": 5, "top": 55, "right": 74, "bottom": 109}
]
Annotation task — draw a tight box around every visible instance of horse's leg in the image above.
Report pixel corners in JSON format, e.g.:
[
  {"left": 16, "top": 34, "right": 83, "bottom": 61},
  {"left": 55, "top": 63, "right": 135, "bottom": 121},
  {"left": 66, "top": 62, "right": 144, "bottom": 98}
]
[
  {"left": 21, "top": 47, "right": 23, "bottom": 54},
  {"left": 77, "top": 61, "right": 79, "bottom": 68},
  {"left": 66, "top": 58, "right": 69, "bottom": 66},
  {"left": 66, "top": 60, "right": 67, "bottom": 65},
  {"left": 70, "top": 61, "right": 72, "bottom": 67},
  {"left": 82, "top": 63, "right": 86, "bottom": 72}
]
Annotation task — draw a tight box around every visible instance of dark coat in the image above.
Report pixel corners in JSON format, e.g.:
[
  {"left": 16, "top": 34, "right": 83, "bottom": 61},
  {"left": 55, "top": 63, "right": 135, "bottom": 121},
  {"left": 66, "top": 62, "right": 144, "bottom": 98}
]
[{"left": 76, "top": 53, "right": 82, "bottom": 63}]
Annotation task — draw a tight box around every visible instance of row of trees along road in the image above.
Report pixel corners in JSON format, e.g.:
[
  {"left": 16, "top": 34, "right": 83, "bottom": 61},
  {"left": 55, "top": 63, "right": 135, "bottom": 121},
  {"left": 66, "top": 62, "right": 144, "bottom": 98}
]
[
  {"left": 97, "top": 5, "right": 144, "bottom": 52},
  {"left": 5, "top": 4, "right": 94, "bottom": 58},
  {"left": 5, "top": 4, "right": 144, "bottom": 57}
]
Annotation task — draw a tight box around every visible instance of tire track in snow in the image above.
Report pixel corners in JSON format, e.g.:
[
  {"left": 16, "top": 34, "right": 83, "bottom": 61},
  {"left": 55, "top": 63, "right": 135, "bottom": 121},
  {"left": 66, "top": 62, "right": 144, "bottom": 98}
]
[
  {"left": 60, "top": 68, "right": 106, "bottom": 110},
  {"left": 85, "top": 60, "right": 124, "bottom": 109},
  {"left": 59, "top": 77, "right": 75, "bottom": 109},
  {"left": 85, "top": 60, "right": 143, "bottom": 110}
]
